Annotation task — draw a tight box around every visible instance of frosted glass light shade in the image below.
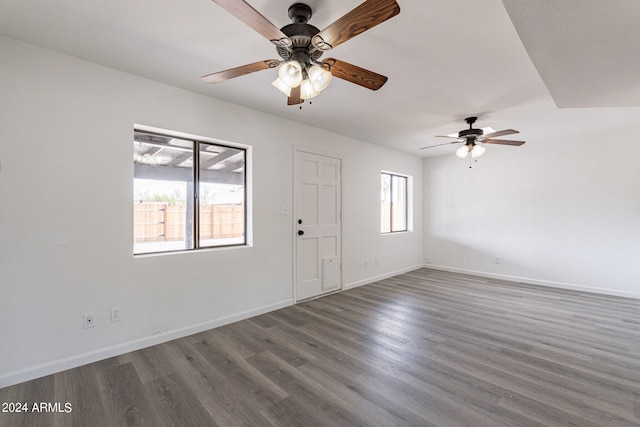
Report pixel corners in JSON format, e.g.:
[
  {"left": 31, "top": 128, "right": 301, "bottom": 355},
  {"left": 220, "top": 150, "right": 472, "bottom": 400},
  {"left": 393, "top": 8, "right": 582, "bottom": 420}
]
[
  {"left": 278, "top": 61, "right": 303, "bottom": 88},
  {"left": 271, "top": 78, "right": 292, "bottom": 96},
  {"left": 471, "top": 144, "right": 486, "bottom": 158},
  {"left": 300, "top": 79, "right": 319, "bottom": 99},
  {"left": 308, "top": 65, "right": 332, "bottom": 92},
  {"left": 456, "top": 145, "right": 470, "bottom": 159}
]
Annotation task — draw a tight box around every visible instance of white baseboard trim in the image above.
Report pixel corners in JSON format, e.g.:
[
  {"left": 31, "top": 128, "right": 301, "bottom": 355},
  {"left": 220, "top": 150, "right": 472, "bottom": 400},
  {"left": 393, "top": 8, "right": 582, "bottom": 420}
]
[
  {"left": 6, "top": 264, "right": 635, "bottom": 389},
  {"left": 344, "top": 264, "right": 425, "bottom": 290},
  {"left": 0, "top": 299, "right": 293, "bottom": 389},
  {"left": 424, "top": 264, "right": 640, "bottom": 300}
]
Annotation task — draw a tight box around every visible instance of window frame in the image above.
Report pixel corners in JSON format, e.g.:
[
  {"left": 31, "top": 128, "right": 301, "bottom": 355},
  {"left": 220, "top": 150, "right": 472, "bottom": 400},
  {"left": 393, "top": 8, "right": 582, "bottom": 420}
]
[
  {"left": 381, "top": 171, "right": 409, "bottom": 234},
  {"left": 133, "top": 127, "right": 250, "bottom": 255}
]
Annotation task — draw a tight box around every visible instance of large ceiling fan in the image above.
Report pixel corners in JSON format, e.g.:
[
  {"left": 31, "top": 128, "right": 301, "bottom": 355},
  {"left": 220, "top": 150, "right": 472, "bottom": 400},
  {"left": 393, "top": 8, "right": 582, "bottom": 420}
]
[
  {"left": 421, "top": 117, "right": 526, "bottom": 159},
  {"left": 202, "top": 0, "right": 401, "bottom": 105}
]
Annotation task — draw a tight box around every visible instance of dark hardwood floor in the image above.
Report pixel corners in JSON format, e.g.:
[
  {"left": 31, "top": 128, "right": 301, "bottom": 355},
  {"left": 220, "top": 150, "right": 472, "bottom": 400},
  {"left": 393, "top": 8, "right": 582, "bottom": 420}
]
[{"left": 2, "top": 268, "right": 640, "bottom": 426}]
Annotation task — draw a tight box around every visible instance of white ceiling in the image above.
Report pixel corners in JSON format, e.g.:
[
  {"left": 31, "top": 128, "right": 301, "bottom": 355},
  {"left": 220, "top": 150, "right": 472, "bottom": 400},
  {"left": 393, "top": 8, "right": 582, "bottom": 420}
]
[
  {"left": 1, "top": 0, "right": 639, "bottom": 156},
  {"left": 502, "top": 0, "right": 640, "bottom": 109}
]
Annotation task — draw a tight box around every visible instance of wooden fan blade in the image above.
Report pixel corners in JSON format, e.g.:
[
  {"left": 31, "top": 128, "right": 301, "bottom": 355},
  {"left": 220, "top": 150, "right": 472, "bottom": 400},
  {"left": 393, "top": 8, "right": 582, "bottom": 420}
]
[
  {"left": 211, "top": 0, "right": 292, "bottom": 47},
  {"left": 287, "top": 85, "right": 302, "bottom": 105},
  {"left": 435, "top": 135, "right": 462, "bottom": 139},
  {"left": 484, "top": 139, "right": 526, "bottom": 146},
  {"left": 322, "top": 58, "right": 387, "bottom": 90},
  {"left": 482, "top": 129, "right": 519, "bottom": 139},
  {"left": 311, "top": 0, "right": 400, "bottom": 51},
  {"left": 420, "top": 141, "right": 462, "bottom": 150},
  {"left": 201, "top": 59, "right": 279, "bottom": 84}
]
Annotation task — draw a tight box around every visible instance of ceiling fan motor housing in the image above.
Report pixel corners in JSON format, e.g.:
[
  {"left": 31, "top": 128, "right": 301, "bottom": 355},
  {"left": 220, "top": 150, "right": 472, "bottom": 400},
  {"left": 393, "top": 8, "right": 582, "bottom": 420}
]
[
  {"left": 459, "top": 116, "right": 483, "bottom": 139},
  {"left": 277, "top": 3, "right": 323, "bottom": 62},
  {"left": 459, "top": 128, "right": 484, "bottom": 138}
]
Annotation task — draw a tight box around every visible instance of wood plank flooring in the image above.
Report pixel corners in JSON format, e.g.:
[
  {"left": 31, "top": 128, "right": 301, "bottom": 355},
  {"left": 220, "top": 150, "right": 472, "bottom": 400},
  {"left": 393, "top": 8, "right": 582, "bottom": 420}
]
[{"left": 2, "top": 268, "right": 640, "bottom": 426}]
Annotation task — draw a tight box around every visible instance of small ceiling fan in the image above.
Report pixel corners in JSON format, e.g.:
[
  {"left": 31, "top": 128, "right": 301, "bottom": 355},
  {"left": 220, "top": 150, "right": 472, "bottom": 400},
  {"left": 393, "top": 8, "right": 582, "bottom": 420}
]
[
  {"left": 201, "top": 0, "right": 400, "bottom": 105},
  {"left": 420, "top": 117, "right": 525, "bottom": 159}
]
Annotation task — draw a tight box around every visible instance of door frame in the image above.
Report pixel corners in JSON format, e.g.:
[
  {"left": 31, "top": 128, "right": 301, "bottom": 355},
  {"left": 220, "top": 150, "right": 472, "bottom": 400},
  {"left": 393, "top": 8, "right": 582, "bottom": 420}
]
[{"left": 292, "top": 145, "right": 343, "bottom": 303}]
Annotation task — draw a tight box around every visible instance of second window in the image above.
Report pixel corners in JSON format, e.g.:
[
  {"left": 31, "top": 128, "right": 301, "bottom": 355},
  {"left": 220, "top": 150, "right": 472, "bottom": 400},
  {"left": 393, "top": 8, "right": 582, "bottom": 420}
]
[{"left": 381, "top": 172, "right": 408, "bottom": 233}]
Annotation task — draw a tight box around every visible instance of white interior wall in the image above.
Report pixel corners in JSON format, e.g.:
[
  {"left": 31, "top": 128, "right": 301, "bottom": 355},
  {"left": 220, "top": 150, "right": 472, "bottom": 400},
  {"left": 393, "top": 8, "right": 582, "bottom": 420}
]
[
  {"left": 423, "top": 116, "right": 640, "bottom": 298},
  {"left": 0, "top": 36, "right": 423, "bottom": 387}
]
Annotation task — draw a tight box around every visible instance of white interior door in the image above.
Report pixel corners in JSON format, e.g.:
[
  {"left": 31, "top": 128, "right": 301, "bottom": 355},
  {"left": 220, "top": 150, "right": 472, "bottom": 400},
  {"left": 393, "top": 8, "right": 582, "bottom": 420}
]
[{"left": 294, "top": 149, "right": 342, "bottom": 301}]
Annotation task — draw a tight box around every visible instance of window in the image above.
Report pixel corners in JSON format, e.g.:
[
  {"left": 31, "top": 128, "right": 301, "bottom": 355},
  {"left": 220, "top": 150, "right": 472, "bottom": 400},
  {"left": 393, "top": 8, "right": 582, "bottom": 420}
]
[
  {"left": 381, "top": 172, "right": 408, "bottom": 233},
  {"left": 133, "top": 129, "right": 247, "bottom": 254}
]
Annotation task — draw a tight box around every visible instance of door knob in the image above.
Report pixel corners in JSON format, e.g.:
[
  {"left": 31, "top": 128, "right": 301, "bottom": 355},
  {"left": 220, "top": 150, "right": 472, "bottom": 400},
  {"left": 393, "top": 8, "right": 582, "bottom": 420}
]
[{"left": 298, "top": 230, "right": 304, "bottom": 236}]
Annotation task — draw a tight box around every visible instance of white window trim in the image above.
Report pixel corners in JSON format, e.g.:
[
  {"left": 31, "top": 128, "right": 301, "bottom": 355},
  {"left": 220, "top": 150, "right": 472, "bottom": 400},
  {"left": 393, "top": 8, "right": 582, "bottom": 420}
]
[
  {"left": 381, "top": 170, "right": 413, "bottom": 234},
  {"left": 133, "top": 124, "right": 253, "bottom": 256}
]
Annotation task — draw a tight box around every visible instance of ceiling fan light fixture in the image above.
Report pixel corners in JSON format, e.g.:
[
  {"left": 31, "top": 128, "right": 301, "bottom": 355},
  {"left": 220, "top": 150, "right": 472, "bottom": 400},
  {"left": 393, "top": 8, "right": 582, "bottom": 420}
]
[
  {"left": 271, "top": 78, "right": 292, "bottom": 96},
  {"left": 308, "top": 65, "right": 332, "bottom": 92},
  {"left": 456, "top": 145, "right": 470, "bottom": 159},
  {"left": 471, "top": 144, "right": 486, "bottom": 158},
  {"left": 278, "top": 60, "right": 303, "bottom": 88},
  {"left": 300, "top": 78, "right": 320, "bottom": 99}
]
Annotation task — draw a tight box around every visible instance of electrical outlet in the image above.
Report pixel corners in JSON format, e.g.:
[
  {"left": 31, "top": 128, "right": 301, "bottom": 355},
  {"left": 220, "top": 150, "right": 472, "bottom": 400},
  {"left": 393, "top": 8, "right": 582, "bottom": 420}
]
[
  {"left": 425, "top": 257, "right": 432, "bottom": 264},
  {"left": 111, "top": 306, "right": 122, "bottom": 322},
  {"left": 83, "top": 312, "right": 95, "bottom": 329},
  {"left": 374, "top": 258, "right": 380, "bottom": 266},
  {"left": 364, "top": 261, "right": 369, "bottom": 269},
  {"left": 495, "top": 257, "right": 501, "bottom": 265}
]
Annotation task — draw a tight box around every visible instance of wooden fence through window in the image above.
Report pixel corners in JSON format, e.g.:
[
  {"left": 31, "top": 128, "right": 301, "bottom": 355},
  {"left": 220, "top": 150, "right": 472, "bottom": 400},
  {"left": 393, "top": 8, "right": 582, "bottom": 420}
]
[{"left": 133, "top": 202, "right": 243, "bottom": 242}]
